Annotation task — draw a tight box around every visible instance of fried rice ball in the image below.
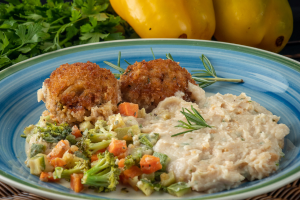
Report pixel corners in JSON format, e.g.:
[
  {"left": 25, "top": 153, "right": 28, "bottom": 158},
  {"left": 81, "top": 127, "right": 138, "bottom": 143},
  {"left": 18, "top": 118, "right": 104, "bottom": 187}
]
[
  {"left": 120, "top": 59, "right": 197, "bottom": 112},
  {"left": 37, "top": 61, "right": 121, "bottom": 124}
]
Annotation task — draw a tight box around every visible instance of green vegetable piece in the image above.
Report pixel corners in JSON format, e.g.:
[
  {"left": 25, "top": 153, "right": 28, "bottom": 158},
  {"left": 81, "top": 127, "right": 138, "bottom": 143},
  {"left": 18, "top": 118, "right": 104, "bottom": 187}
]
[
  {"left": 38, "top": 122, "right": 72, "bottom": 143},
  {"left": 28, "top": 155, "right": 45, "bottom": 175},
  {"left": 81, "top": 151, "right": 120, "bottom": 192},
  {"left": 66, "top": 134, "right": 77, "bottom": 145},
  {"left": 53, "top": 167, "right": 64, "bottom": 179},
  {"left": 88, "top": 120, "right": 116, "bottom": 142},
  {"left": 124, "top": 155, "right": 135, "bottom": 169},
  {"left": 153, "top": 152, "right": 170, "bottom": 172},
  {"left": 54, "top": 160, "right": 89, "bottom": 180},
  {"left": 30, "top": 143, "right": 46, "bottom": 158},
  {"left": 128, "top": 176, "right": 139, "bottom": 190},
  {"left": 35, "top": 153, "right": 54, "bottom": 172},
  {"left": 160, "top": 172, "right": 176, "bottom": 187},
  {"left": 167, "top": 182, "right": 191, "bottom": 197},
  {"left": 114, "top": 125, "right": 140, "bottom": 141},
  {"left": 77, "top": 139, "right": 111, "bottom": 158},
  {"left": 139, "top": 133, "right": 159, "bottom": 148},
  {"left": 139, "top": 135, "right": 153, "bottom": 148},
  {"left": 130, "top": 147, "right": 143, "bottom": 162},
  {"left": 23, "top": 125, "right": 36, "bottom": 135},
  {"left": 137, "top": 179, "right": 155, "bottom": 196},
  {"left": 140, "top": 173, "right": 155, "bottom": 181},
  {"left": 74, "top": 151, "right": 89, "bottom": 160}
]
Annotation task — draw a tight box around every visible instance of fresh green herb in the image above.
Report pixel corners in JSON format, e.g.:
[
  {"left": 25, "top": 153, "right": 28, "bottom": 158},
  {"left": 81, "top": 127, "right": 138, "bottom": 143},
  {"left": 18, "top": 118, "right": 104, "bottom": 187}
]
[
  {"left": 241, "top": 138, "right": 245, "bottom": 141},
  {"left": 151, "top": 47, "right": 155, "bottom": 59},
  {"left": 166, "top": 53, "right": 243, "bottom": 87},
  {"left": 0, "top": 0, "right": 137, "bottom": 70},
  {"left": 103, "top": 51, "right": 125, "bottom": 73},
  {"left": 104, "top": 49, "right": 243, "bottom": 89},
  {"left": 276, "top": 163, "right": 279, "bottom": 166},
  {"left": 192, "top": 54, "right": 243, "bottom": 88},
  {"left": 124, "top": 59, "right": 131, "bottom": 65},
  {"left": 248, "top": 101, "right": 252, "bottom": 102},
  {"left": 166, "top": 53, "right": 174, "bottom": 61},
  {"left": 171, "top": 105, "right": 212, "bottom": 137}
]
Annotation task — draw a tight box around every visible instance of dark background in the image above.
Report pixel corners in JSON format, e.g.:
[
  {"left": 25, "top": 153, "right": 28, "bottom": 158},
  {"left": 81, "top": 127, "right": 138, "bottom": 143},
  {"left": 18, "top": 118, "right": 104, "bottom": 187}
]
[{"left": 0, "top": 0, "right": 299, "bottom": 61}]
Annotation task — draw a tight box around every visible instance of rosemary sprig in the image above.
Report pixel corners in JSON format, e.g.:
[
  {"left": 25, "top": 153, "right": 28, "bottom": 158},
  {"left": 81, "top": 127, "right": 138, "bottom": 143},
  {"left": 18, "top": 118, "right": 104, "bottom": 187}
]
[
  {"left": 172, "top": 105, "right": 212, "bottom": 137},
  {"left": 104, "top": 49, "right": 243, "bottom": 88},
  {"left": 166, "top": 53, "right": 174, "bottom": 61},
  {"left": 166, "top": 53, "right": 243, "bottom": 88},
  {"left": 103, "top": 51, "right": 125, "bottom": 74},
  {"left": 151, "top": 48, "right": 156, "bottom": 59}
]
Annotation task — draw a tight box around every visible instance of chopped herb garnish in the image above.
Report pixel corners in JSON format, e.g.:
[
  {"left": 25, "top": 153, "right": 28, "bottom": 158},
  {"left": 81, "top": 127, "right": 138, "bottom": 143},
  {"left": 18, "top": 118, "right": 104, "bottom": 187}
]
[
  {"left": 172, "top": 105, "right": 212, "bottom": 137},
  {"left": 151, "top": 47, "right": 155, "bottom": 59}
]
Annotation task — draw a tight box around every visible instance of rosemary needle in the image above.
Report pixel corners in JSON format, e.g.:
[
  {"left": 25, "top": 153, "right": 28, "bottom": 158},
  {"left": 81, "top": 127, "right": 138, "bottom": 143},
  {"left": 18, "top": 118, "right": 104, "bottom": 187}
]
[{"left": 172, "top": 105, "right": 212, "bottom": 137}]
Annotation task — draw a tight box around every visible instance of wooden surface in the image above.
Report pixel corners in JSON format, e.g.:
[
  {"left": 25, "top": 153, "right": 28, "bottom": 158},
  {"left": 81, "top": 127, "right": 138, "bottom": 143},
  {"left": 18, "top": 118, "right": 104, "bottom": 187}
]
[{"left": 1, "top": 179, "right": 300, "bottom": 200}]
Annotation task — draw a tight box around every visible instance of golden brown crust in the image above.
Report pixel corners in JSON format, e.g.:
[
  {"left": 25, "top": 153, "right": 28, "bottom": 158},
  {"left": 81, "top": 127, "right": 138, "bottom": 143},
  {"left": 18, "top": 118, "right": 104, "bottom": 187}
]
[
  {"left": 120, "top": 59, "right": 197, "bottom": 112},
  {"left": 44, "top": 61, "right": 120, "bottom": 124}
]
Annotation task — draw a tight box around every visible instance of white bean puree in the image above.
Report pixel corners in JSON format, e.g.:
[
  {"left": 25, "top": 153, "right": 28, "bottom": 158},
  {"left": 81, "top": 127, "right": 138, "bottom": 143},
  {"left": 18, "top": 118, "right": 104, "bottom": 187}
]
[{"left": 137, "top": 86, "right": 289, "bottom": 193}]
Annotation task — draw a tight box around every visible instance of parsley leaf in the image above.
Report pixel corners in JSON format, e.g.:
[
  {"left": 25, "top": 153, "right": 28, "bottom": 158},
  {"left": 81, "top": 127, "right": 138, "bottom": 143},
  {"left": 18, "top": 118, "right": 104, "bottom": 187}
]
[{"left": 0, "top": 0, "right": 138, "bottom": 70}]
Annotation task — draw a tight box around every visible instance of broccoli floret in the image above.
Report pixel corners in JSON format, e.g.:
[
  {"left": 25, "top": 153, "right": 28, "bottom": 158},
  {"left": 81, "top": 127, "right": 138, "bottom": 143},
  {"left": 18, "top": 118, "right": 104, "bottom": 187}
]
[
  {"left": 54, "top": 160, "right": 90, "bottom": 180},
  {"left": 88, "top": 120, "right": 116, "bottom": 142},
  {"left": 123, "top": 155, "right": 136, "bottom": 169},
  {"left": 77, "top": 138, "right": 111, "bottom": 158},
  {"left": 38, "top": 122, "right": 72, "bottom": 143},
  {"left": 81, "top": 151, "right": 121, "bottom": 192},
  {"left": 30, "top": 143, "right": 46, "bottom": 158}
]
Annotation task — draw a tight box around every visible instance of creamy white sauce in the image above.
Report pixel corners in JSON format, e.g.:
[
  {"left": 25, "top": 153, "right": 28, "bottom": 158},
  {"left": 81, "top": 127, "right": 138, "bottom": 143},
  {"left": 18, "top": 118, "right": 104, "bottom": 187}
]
[{"left": 138, "top": 89, "right": 289, "bottom": 193}]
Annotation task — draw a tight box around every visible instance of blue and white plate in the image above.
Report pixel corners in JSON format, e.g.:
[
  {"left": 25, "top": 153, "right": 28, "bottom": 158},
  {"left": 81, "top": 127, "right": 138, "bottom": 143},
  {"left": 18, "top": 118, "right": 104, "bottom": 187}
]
[{"left": 1, "top": 39, "right": 300, "bottom": 200}]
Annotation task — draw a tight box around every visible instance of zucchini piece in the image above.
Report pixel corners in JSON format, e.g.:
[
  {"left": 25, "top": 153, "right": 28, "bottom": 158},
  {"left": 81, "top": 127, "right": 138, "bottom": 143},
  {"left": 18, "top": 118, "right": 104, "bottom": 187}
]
[
  {"left": 153, "top": 152, "right": 170, "bottom": 171},
  {"left": 128, "top": 176, "right": 139, "bottom": 191},
  {"left": 160, "top": 172, "right": 176, "bottom": 187},
  {"left": 139, "top": 133, "right": 159, "bottom": 147},
  {"left": 137, "top": 179, "right": 155, "bottom": 196},
  {"left": 28, "top": 155, "right": 45, "bottom": 175},
  {"left": 167, "top": 182, "right": 191, "bottom": 197},
  {"left": 140, "top": 173, "right": 155, "bottom": 181},
  {"left": 36, "top": 153, "right": 54, "bottom": 172},
  {"left": 79, "top": 121, "right": 94, "bottom": 131},
  {"left": 115, "top": 125, "right": 140, "bottom": 141}
]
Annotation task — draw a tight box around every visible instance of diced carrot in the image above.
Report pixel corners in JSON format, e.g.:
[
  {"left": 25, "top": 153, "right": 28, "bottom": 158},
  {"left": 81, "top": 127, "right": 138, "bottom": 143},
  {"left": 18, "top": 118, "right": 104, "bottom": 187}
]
[
  {"left": 71, "top": 125, "right": 82, "bottom": 138},
  {"left": 119, "top": 173, "right": 129, "bottom": 185},
  {"left": 118, "top": 158, "right": 125, "bottom": 168},
  {"left": 47, "top": 140, "right": 70, "bottom": 160},
  {"left": 119, "top": 102, "right": 139, "bottom": 118},
  {"left": 123, "top": 166, "right": 143, "bottom": 179},
  {"left": 50, "top": 157, "right": 67, "bottom": 167},
  {"left": 70, "top": 173, "right": 84, "bottom": 193},
  {"left": 107, "top": 138, "right": 127, "bottom": 157},
  {"left": 90, "top": 149, "right": 106, "bottom": 162},
  {"left": 40, "top": 172, "right": 59, "bottom": 182},
  {"left": 140, "top": 155, "right": 162, "bottom": 174},
  {"left": 91, "top": 154, "right": 98, "bottom": 163}
]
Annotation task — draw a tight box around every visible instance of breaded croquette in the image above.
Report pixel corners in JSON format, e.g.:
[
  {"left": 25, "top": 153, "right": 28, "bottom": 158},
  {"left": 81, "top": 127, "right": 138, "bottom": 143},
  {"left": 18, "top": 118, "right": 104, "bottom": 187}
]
[
  {"left": 120, "top": 59, "right": 197, "bottom": 112},
  {"left": 38, "top": 61, "right": 121, "bottom": 124}
]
